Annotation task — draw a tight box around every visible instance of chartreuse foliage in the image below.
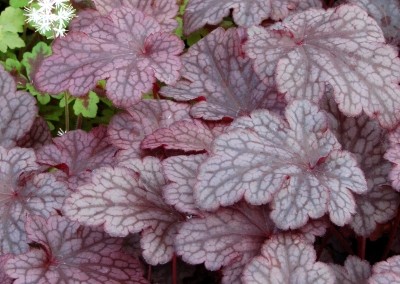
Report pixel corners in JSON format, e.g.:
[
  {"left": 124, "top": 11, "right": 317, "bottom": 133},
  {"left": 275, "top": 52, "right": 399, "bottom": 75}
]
[{"left": 1, "top": 0, "right": 400, "bottom": 283}]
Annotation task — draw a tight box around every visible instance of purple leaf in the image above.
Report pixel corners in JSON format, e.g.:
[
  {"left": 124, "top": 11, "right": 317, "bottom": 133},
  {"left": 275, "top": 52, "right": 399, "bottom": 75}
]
[
  {"left": 175, "top": 203, "right": 275, "bottom": 284},
  {"left": 323, "top": 98, "right": 400, "bottom": 236},
  {"left": 37, "top": 126, "right": 117, "bottom": 190},
  {"left": 162, "top": 154, "right": 207, "bottom": 215},
  {"left": 345, "top": 0, "right": 400, "bottom": 46},
  {"left": 330, "top": 255, "right": 372, "bottom": 284},
  {"left": 108, "top": 99, "right": 191, "bottom": 157},
  {"left": 4, "top": 215, "right": 148, "bottom": 284},
  {"left": 241, "top": 234, "right": 335, "bottom": 284},
  {"left": 369, "top": 255, "right": 400, "bottom": 284},
  {"left": 175, "top": 202, "right": 326, "bottom": 283},
  {"left": 91, "top": 0, "right": 178, "bottom": 31},
  {"left": 64, "top": 157, "right": 184, "bottom": 265},
  {"left": 385, "top": 128, "right": 400, "bottom": 191},
  {"left": 142, "top": 120, "right": 222, "bottom": 152},
  {"left": 0, "top": 146, "right": 67, "bottom": 254},
  {"left": 0, "top": 254, "right": 13, "bottom": 284},
  {"left": 161, "top": 28, "right": 285, "bottom": 120},
  {"left": 246, "top": 5, "right": 400, "bottom": 128},
  {"left": 34, "top": 7, "right": 184, "bottom": 108},
  {"left": 0, "top": 66, "right": 37, "bottom": 149},
  {"left": 183, "top": 0, "right": 322, "bottom": 35},
  {"left": 195, "top": 100, "right": 368, "bottom": 229},
  {"left": 16, "top": 117, "right": 52, "bottom": 150}
]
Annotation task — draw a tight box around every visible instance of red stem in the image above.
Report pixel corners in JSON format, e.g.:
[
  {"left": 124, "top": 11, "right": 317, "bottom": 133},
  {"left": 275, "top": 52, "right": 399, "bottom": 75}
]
[
  {"left": 147, "top": 265, "right": 152, "bottom": 282},
  {"left": 153, "top": 83, "right": 160, "bottom": 100},
  {"left": 172, "top": 254, "right": 177, "bottom": 284},
  {"left": 357, "top": 237, "right": 366, "bottom": 260}
]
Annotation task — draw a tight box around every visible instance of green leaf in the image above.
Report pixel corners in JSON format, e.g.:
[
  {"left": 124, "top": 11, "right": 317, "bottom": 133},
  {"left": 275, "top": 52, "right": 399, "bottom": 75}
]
[
  {"left": 73, "top": 91, "right": 100, "bottom": 118},
  {"left": 59, "top": 94, "right": 75, "bottom": 107},
  {"left": 0, "top": 7, "right": 25, "bottom": 52},
  {"left": 26, "top": 83, "right": 51, "bottom": 105},
  {"left": 2, "top": 58, "right": 22, "bottom": 73},
  {"left": 175, "top": 17, "right": 183, "bottom": 38},
  {"left": 186, "top": 29, "right": 207, "bottom": 46},
  {"left": 179, "top": 0, "right": 189, "bottom": 15},
  {"left": 10, "top": 0, "right": 29, "bottom": 8},
  {"left": 22, "top": 41, "right": 51, "bottom": 78}
]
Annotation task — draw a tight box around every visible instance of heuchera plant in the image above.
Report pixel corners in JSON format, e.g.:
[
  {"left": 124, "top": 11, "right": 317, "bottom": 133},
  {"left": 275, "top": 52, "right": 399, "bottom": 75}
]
[{"left": 1, "top": 0, "right": 400, "bottom": 283}]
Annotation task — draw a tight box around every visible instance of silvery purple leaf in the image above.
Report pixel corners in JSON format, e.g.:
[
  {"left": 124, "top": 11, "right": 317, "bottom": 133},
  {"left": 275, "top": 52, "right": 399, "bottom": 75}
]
[
  {"left": 330, "top": 255, "right": 371, "bottom": 284},
  {"left": 369, "top": 255, "right": 400, "bottom": 284},
  {"left": 64, "top": 157, "right": 184, "bottom": 265},
  {"left": 161, "top": 28, "right": 285, "bottom": 120},
  {"left": 195, "top": 100, "right": 368, "bottom": 229},
  {"left": 92, "top": 0, "right": 178, "bottom": 31},
  {"left": 4, "top": 215, "right": 148, "bottom": 284},
  {"left": 345, "top": 0, "right": 400, "bottom": 46},
  {"left": 34, "top": 8, "right": 184, "bottom": 108},
  {"left": 142, "top": 120, "right": 224, "bottom": 152},
  {"left": 108, "top": 99, "right": 191, "bottom": 159},
  {"left": 0, "top": 146, "right": 67, "bottom": 254},
  {"left": 0, "top": 254, "right": 12, "bottom": 284},
  {"left": 162, "top": 154, "right": 207, "bottom": 215},
  {"left": 246, "top": 5, "right": 400, "bottom": 128},
  {"left": 0, "top": 66, "right": 37, "bottom": 149},
  {"left": 241, "top": 234, "right": 335, "bottom": 284},
  {"left": 183, "top": 0, "right": 322, "bottom": 35},
  {"left": 37, "top": 126, "right": 117, "bottom": 190},
  {"left": 16, "top": 117, "right": 52, "bottom": 150},
  {"left": 385, "top": 128, "right": 400, "bottom": 191},
  {"left": 323, "top": 98, "right": 400, "bottom": 236}
]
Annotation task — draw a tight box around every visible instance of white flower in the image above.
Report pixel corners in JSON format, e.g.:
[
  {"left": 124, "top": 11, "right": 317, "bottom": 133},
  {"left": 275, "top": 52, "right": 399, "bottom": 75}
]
[
  {"left": 24, "top": 0, "right": 76, "bottom": 38},
  {"left": 57, "top": 128, "right": 67, "bottom": 136}
]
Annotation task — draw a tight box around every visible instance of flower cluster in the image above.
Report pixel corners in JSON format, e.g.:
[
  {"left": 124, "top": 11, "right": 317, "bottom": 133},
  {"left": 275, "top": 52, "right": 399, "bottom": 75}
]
[{"left": 24, "top": 0, "right": 76, "bottom": 38}]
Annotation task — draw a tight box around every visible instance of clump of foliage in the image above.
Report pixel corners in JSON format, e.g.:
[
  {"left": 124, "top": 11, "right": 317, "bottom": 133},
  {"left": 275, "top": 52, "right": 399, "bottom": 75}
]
[{"left": 1, "top": 0, "right": 400, "bottom": 283}]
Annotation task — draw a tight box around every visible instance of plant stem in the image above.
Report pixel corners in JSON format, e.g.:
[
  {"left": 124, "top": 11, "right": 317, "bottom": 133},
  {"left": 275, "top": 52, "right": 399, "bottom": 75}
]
[
  {"left": 75, "top": 114, "right": 82, "bottom": 129},
  {"left": 153, "top": 83, "right": 160, "bottom": 100},
  {"left": 357, "top": 237, "right": 366, "bottom": 260},
  {"left": 147, "top": 265, "right": 152, "bottom": 282},
  {"left": 172, "top": 254, "right": 177, "bottom": 284},
  {"left": 383, "top": 206, "right": 400, "bottom": 259},
  {"left": 64, "top": 92, "right": 70, "bottom": 132}
]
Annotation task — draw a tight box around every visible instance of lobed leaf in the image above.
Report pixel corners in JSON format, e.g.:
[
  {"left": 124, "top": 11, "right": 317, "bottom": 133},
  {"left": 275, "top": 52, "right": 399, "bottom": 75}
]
[
  {"left": 183, "top": 0, "right": 322, "bottom": 35},
  {"left": 385, "top": 128, "right": 400, "bottom": 191},
  {"left": 37, "top": 126, "right": 117, "bottom": 190},
  {"left": 91, "top": 0, "right": 178, "bottom": 31},
  {"left": 323, "top": 97, "right": 400, "bottom": 236},
  {"left": 246, "top": 5, "right": 400, "bottom": 128},
  {"left": 4, "top": 215, "right": 148, "bottom": 284},
  {"left": 195, "top": 100, "right": 368, "bottom": 229},
  {"left": 330, "top": 255, "right": 371, "bottom": 284},
  {"left": 0, "top": 7, "right": 25, "bottom": 52},
  {"left": 64, "top": 157, "right": 184, "bottom": 265},
  {"left": 162, "top": 154, "right": 207, "bottom": 215},
  {"left": 345, "top": 0, "right": 400, "bottom": 46},
  {"left": 175, "top": 202, "right": 274, "bottom": 284},
  {"left": 142, "top": 120, "right": 220, "bottom": 152},
  {"left": 34, "top": 7, "right": 184, "bottom": 108},
  {"left": 0, "top": 254, "right": 13, "bottom": 284},
  {"left": 108, "top": 99, "right": 191, "bottom": 158},
  {"left": 369, "top": 255, "right": 400, "bottom": 284},
  {"left": 0, "top": 66, "right": 37, "bottom": 149},
  {"left": 16, "top": 117, "right": 52, "bottom": 150},
  {"left": 161, "top": 28, "right": 285, "bottom": 120},
  {"left": 0, "top": 146, "right": 67, "bottom": 254},
  {"left": 241, "top": 234, "right": 335, "bottom": 284}
]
